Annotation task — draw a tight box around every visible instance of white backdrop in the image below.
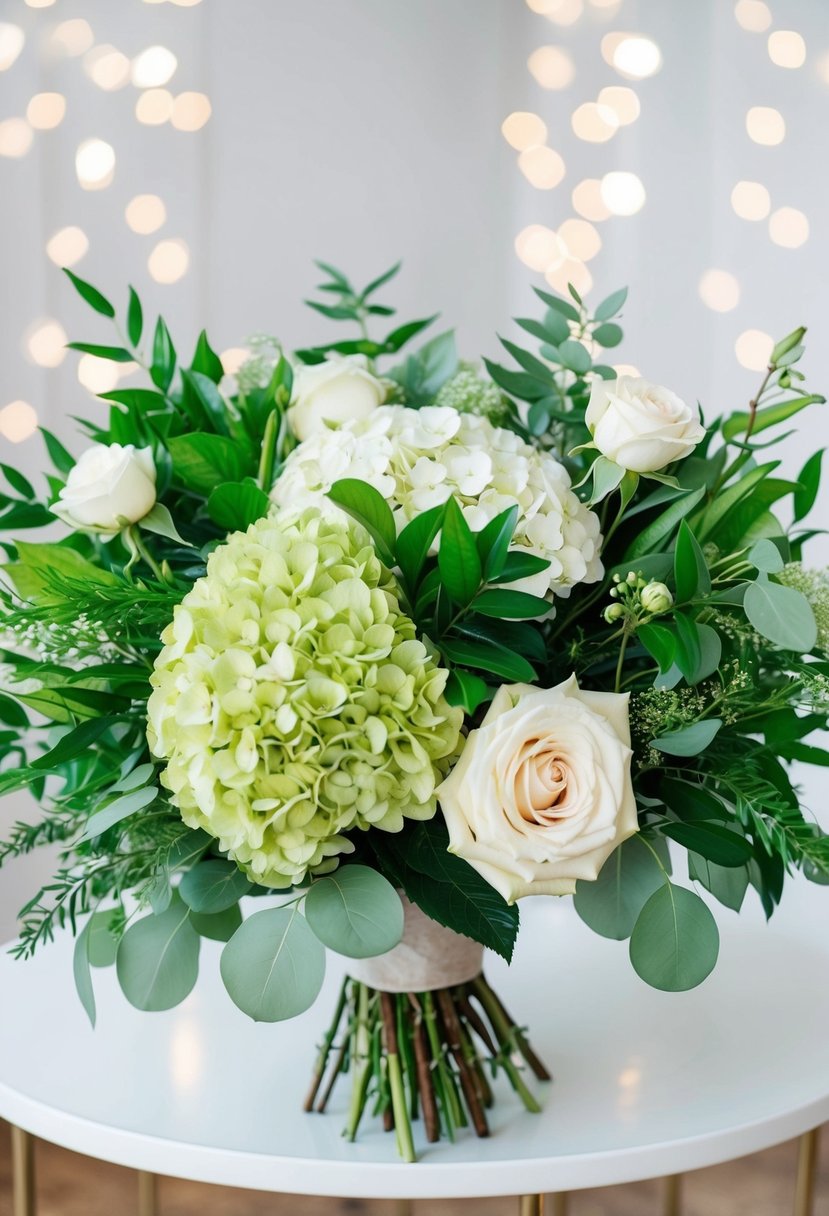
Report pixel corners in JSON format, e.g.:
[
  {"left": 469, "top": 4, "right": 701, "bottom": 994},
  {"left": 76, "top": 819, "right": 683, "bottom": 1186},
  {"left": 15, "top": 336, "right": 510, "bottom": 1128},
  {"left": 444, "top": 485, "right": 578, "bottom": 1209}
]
[{"left": 0, "top": 0, "right": 827, "bottom": 938}]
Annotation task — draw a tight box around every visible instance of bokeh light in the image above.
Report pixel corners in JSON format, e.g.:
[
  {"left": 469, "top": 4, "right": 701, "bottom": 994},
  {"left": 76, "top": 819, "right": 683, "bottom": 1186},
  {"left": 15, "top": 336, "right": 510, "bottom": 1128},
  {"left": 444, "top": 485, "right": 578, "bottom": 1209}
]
[
  {"left": 502, "top": 111, "right": 548, "bottom": 151},
  {"left": 25, "top": 319, "right": 68, "bottom": 368},
  {"left": 518, "top": 145, "right": 566, "bottom": 190},
  {"left": 734, "top": 0, "right": 771, "bottom": 32},
  {"left": 171, "top": 92, "right": 212, "bottom": 131},
  {"left": 537, "top": 0, "right": 583, "bottom": 25},
  {"left": 527, "top": 45, "right": 575, "bottom": 90},
  {"left": 607, "top": 34, "right": 662, "bottom": 79},
  {"left": 735, "top": 329, "right": 773, "bottom": 371},
  {"left": 77, "top": 354, "right": 127, "bottom": 395},
  {"left": 597, "top": 85, "right": 640, "bottom": 126},
  {"left": 571, "top": 102, "right": 619, "bottom": 143},
  {"left": 136, "top": 88, "right": 174, "bottom": 125},
  {"left": 0, "top": 23, "right": 25, "bottom": 72},
  {"left": 0, "top": 118, "right": 33, "bottom": 159},
  {"left": 731, "top": 180, "right": 771, "bottom": 220},
  {"left": 132, "top": 45, "right": 178, "bottom": 88},
  {"left": 558, "top": 218, "right": 602, "bottom": 261},
  {"left": 767, "top": 30, "right": 806, "bottom": 69},
  {"left": 125, "top": 194, "right": 167, "bottom": 234},
  {"left": 46, "top": 226, "right": 89, "bottom": 267},
  {"left": 148, "top": 238, "right": 190, "bottom": 284},
  {"left": 220, "top": 348, "right": 249, "bottom": 375},
  {"left": 600, "top": 171, "right": 646, "bottom": 215},
  {"left": 26, "top": 93, "right": 66, "bottom": 130},
  {"left": 0, "top": 401, "right": 38, "bottom": 443},
  {"left": 515, "top": 225, "right": 567, "bottom": 273},
  {"left": 769, "top": 206, "right": 809, "bottom": 248},
  {"left": 75, "top": 138, "right": 115, "bottom": 189},
  {"left": 572, "top": 178, "right": 611, "bottom": 221},
  {"left": 546, "top": 258, "right": 592, "bottom": 297},
  {"left": 698, "top": 269, "right": 740, "bottom": 312},
  {"left": 746, "top": 106, "right": 785, "bottom": 145},
  {"left": 84, "top": 45, "right": 131, "bottom": 91},
  {"left": 51, "top": 19, "right": 94, "bottom": 57}
]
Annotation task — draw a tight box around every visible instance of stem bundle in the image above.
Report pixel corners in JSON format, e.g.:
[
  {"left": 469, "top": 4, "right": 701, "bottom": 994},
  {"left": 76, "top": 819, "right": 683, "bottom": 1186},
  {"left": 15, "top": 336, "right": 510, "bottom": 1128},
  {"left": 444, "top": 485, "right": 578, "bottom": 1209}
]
[{"left": 304, "top": 971, "right": 549, "bottom": 1161}]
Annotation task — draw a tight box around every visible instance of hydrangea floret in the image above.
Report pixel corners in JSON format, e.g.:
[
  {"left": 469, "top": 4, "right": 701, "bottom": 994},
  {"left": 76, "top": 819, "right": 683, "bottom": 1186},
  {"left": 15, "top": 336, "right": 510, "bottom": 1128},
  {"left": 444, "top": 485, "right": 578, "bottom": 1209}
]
[
  {"left": 147, "top": 509, "right": 463, "bottom": 887},
  {"left": 271, "top": 404, "right": 604, "bottom": 600}
]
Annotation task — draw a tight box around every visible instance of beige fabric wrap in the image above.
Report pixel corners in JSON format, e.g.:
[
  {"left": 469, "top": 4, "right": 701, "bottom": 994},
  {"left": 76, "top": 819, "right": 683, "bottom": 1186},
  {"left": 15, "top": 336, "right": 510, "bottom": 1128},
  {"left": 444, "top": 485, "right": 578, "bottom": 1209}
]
[{"left": 346, "top": 895, "right": 484, "bottom": 993}]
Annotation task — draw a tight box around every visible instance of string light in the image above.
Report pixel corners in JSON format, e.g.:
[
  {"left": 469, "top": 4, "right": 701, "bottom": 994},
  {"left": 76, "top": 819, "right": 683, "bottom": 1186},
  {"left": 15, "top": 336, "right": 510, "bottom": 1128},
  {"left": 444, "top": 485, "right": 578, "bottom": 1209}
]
[
  {"left": 735, "top": 329, "right": 773, "bottom": 371},
  {"left": 767, "top": 31, "right": 806, "bottom": 69},
  {"left": 125, "top": 194, "right": 167, "bottom": 234},
  {"left": 600, "top": 170, "right": 646, "bottom": 215},
  {"left": 698, "top": 269, "right": 740, "bottom": 312},
  {"left": 0, "top": 401, "right": 38, "bottom": 443},
  {"left": 46, "top": 226, "right": 89, "bottom": 267},
  {"left": 518, "top": 145, "right": 566, "bottom": 190},
  {"left": 746, "top": 106, "right": 785, "bottom": 145},
  {"left": 527, "top": 45, "right": 575, "bottom": 90},
  {"left": 572, "top": 178, "right": 611, "bottom": 221},
  {"left": 26, "top": 93, "right": 66, "bottom": 130},
  {"left": 501, "top": 111, "right": 548, "bottom": 151},
  {"left": 731, "top": 180, "right": 771, "bottom": 220},
  {"left": 148, "top": 238, "right": 190, "bottom": 284},
  {"left": 0, "top": 118, "right": 33, "bottom": 158},
  {"left": 768, "top": 207, "right": 809, "bottom": 248},
  {"left": 0, "top": 23, "right": 25, "bottom": 72},
  {"left": 75, "top": 138, "right": 115, "bottom": 189}
]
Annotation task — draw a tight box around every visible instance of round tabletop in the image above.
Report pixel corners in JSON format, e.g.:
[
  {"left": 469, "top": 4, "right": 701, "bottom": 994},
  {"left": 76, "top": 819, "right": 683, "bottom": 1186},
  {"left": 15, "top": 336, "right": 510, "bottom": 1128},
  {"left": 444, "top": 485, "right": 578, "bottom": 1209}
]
[{"left": 1, "top": 890, "right": 828, "bottom": 1200}]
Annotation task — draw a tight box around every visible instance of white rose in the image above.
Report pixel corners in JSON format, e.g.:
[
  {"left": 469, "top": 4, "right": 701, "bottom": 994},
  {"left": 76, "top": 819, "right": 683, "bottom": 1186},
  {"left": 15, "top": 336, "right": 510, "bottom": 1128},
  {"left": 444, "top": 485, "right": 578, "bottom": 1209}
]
[
  {"left": 586, "top": 375, "right": 705, "bottom": 473},
  {"left": 288, "top": 356, "right": 386, "bottom": 441},
  {"left": 437, "top": 675, "right": 638, "bottom": 902},
  {"left": 52, "top": 443, "right": 156, "bottom": 533}
]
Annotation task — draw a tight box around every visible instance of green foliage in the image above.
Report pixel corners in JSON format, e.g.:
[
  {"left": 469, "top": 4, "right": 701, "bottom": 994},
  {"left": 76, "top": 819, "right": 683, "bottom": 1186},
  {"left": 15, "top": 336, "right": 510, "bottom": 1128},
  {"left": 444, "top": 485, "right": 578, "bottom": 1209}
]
[
  {"left": 629, "top": 883, "right": 719, "bottom": 991},
  {"left": 574, "top": 834, "right": 669, "bottom": 940},
  {"left": 220, "top": 906, "right": 326, "bottom": 1022},
  {"left": 304, "top": 865, "right": 404, "bottom": 959},
  {"left": 116, "top": 895, "right": 201, "bottom": 1012}
]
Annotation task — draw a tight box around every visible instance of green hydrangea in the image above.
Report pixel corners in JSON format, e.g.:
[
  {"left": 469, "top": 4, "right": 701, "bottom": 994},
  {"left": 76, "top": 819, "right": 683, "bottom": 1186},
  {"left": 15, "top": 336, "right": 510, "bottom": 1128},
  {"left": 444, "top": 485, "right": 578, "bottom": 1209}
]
[
  {"left": 434, "top": 364, "right": 510, "bottom": 424},
  {"left": 147, "top": 511, "right": 462, "bottom": 887}
]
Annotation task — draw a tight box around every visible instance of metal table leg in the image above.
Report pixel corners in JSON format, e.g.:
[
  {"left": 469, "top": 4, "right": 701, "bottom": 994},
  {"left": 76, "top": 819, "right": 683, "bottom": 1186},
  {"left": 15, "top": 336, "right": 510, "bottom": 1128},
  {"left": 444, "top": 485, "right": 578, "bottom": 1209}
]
[
  {"left": 794, "top": 1128, "right": 820, "bottom": 1216},
  {"left": 137, "top": 1170, "right": 158, "bottom": 1216},
  {"left": 11, "top": 1126, "right": 36, "bottom": 1216},
  {"left": 519, "top": 1197, "right": 545, "bottom": 1216},
  {"left": 664, "top": 1174, "right": 682, "bottom": 1216},
  {"left": 551, "top": 1196, "right": 568, "bottom": 1216}
]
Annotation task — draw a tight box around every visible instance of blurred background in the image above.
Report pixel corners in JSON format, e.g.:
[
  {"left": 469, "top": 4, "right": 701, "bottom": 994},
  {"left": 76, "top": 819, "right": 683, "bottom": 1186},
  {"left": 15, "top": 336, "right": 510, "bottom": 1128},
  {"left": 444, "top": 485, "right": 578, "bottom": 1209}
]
[{"left": 0, "top": 0, "right": 827, "bottom": 940}]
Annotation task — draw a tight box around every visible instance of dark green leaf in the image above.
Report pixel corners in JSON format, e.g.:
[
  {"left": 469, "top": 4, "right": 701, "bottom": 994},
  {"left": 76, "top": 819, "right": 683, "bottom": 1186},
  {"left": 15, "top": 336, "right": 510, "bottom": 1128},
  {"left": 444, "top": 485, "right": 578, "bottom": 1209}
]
[
  {"left": 66, "top": 342, "right": 133, "bottom": 363},
  {"left": 327, "top": 478, "right": 396, "bottom": 566},
  {"left": 441, "top": 637, "right": 535, "bottom": 682},
  {"left": 31, "top": 716, "right": 117, "bottom": 770},
  {"left": 127, "top": 286, "right": 143, "bottom": 347},
  {"left": 484, "top": 360, "right": 549, "bottom": 402},
  {"left": 40, "top": 428, "right": 75, "bottom": 476},
  {"left": 638, "top": 622, "right": 676, "bottom": 672},
  {"left": 181, "top": 369, "right": 231, "bottom": 436},
  {"left": 1, "top": 464, "right": 34, "bottom": 499},
  {"left": 688, "top": 853, "right": 749, "bottom": 912},
  {"left": 626, "top": 487, "right": 706, "bottom": 560},
  {"left": 475, "top": 505, "right": 519, "bottom": 580},
  {"left": 382, "top": 315, "right": 437, "bottom": 353},
  {"left": 395, "top": 504, "right": 444, "bottom": 589},
  {"left": 191, "top": 330, "right": 225, "bottom": 383},
  {"left": 533, "top": 287, "right": 580, "bottom": 323},
  {"left": 151, "top": 316, "right": 176, "bottom": 393},
  {"left": 674, "top": 520, "right": 711, "bottom": 601},
  {"left": 473, "top": 589, "right": 550, "bottom": 619},
  {"left": 489, "top": 551, "right": 550, "bottom": 585},
  {"left": 438, "top": 497, "right": 482, "bottom": 605},
  {"left": 444, "top": 669, "right": 490, "bottom": 714},
  {"left": 167, "top": 433, "right": 248, "bottom": 495},
  {"left": 661, "top": 779, "right": 726, "bottom": 823},
  {"left": 190, "top": 905, "right": 243, "bottom": 942},
  {"left": 207, "top": 480, "right": 269, "bottom": 532},
  {"left": 63, "top": 268, "right": 115, "bottom": 318},
  {"left": 662, "top": 821, "right": 753, "bottom": 867},
  {"left": 794, "top": 450, "right": 823, "bottom": 522}
]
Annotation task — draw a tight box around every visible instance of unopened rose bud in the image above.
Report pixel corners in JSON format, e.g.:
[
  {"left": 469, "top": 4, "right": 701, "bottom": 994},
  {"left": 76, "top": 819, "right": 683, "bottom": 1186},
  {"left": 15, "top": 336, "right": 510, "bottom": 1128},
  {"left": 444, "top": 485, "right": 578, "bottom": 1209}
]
[
  {"left": 640, "top": 581, "right": 674, "bottom": 614},
  {"left": 604, "top": 602, "right": 626, "bottom": 623}
]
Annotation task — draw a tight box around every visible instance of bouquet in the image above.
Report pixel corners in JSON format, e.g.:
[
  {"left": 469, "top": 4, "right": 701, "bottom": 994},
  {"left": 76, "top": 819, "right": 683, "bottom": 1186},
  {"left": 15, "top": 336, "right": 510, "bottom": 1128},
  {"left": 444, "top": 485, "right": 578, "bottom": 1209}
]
[{"left": 1, "top": 261, "right": 828, "bottom": 1162}]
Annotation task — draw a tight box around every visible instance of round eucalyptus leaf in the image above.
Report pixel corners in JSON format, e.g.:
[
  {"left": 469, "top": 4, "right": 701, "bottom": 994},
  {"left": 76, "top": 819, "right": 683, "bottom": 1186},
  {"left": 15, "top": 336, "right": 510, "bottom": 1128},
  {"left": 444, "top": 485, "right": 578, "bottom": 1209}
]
[
  {"left": 574, "top": 836, "right": 666, "bottom": 941},
  {"left": 190, "top": 903, "right": 243, "bottom": 942},
  {"left": 179, "top": 858, "right": 252, "bottom": 914},
  {"left": 304, "top": 865, "right": 405, "bottom": 959},
  {"left": 220, "top": 907, "right": 325, "bottom": 1022},
  {"left": 87, "top": 909, "right": 121, "bottom": 968},
  {"left": 744, "top": 578, "right": 817, "bottom": 653},
  {"left": 629, "top": 883, "right": 719, "bottom": 992},
  {"left": 116, "top": 898, "right": 200, "bottom": 1012}
]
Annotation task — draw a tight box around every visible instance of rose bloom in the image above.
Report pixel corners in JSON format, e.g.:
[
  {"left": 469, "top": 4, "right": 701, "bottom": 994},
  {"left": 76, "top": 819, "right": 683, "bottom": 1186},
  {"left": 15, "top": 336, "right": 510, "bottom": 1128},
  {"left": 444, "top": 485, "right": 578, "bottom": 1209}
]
[
  {"left": 437, "top": 675, "right": 638, "bottom": 901},
  {"left": 586, "top": 375, "right": 705, "bottom": 473},
  {"left": 288, "top": 355, "right": 386, "bottom": 441},
  {"left": 52, "top": 443, "right": 156, "bottom": 533}
]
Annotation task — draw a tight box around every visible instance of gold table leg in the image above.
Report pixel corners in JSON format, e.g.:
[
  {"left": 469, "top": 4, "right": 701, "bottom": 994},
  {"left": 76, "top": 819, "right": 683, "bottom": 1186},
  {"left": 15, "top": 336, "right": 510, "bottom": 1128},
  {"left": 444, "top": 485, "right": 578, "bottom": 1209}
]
[
  {"left": 551, "top": 1196, "right": 568, "bottom": 1216},
  {"left": 519, "top": 1197, "right": 545, "bottom": 1216},
  {"left": 11, "top": 1126, "right": 35, "bottom": 1216},
  {"left": 794, "top": 1128, "right": 820, "bottom": 1216},
  {"left": 137, "top": 1170, "right": 157, "bottom": 1216},
  {"left": 664, "top": 1173, "right": 682, "bottom": 1216}
]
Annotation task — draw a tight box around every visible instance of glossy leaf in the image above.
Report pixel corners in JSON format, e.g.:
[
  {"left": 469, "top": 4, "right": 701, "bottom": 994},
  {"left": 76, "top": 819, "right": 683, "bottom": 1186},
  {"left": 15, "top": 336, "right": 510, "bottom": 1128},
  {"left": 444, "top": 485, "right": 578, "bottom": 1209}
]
[
  {"left": 327, "top": 478, "right": 396, "bottom": 566},
  {"left": 127, "top": 287, "right": 143, "bottom": 347},
  {"left": 66, "top": 342, "right": 133, "bottom": 363},
  {"left": 31, "top": 716, "right": 117, "bottom": 770},
  {"left": 626, "top": 487, "right": 705, "bottom": 560},
  {"left": 220, "top": 907, "right": 325, "bottom": 1022},
  {"left": 395, "top": 504, "right": 444, "bottom": 588},
  {"left": 674, "top": 521, "right": 710, "bottom": 601},
  {"left": 441, "top": 637, "right": 535, "bottom": 683},
  {"left": 439, "top": 496, "right": 482, "bottom": 605},
  {"left": 444, "top": 669, "right": 490, "bottom": 713},
  {"left": 305, "top": 865, "right": 404, "bottom": 959},
  {"left": 473, "top": 588, "right": 550, "bottom": 619},
  {"left": 662, "top": 821, "right": 753, "bottom": 867},
  {"left": 63, "top": 269, "right": 115, "bottom": 318},
  {"left": 794, "top": 450, "right": 823, "bottom": 522},
  {"left": 207, "top": 480, "right": 270, "bottom": 532}
]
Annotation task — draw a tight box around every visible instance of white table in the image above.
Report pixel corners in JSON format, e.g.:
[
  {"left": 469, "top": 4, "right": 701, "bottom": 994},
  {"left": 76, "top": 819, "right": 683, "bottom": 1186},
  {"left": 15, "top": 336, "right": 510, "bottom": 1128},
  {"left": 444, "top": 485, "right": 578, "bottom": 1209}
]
[{"left": 1, "top": 894, "right": 827, "bottom": 1215}]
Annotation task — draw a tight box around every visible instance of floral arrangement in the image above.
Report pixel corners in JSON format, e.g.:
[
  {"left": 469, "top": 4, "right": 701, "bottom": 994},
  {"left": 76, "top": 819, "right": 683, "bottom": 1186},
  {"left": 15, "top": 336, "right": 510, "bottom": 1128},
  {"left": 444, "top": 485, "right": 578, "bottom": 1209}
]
[{"left": 1, "top": 261, "right": 828, "bottom": 1161}]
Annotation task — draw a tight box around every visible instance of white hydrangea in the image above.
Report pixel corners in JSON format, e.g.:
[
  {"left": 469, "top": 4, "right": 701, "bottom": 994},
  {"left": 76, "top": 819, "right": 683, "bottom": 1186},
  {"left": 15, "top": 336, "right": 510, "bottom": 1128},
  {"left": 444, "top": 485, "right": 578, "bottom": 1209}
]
[{"left": 271, "top": 405, "right": 603, "bottom": 600}]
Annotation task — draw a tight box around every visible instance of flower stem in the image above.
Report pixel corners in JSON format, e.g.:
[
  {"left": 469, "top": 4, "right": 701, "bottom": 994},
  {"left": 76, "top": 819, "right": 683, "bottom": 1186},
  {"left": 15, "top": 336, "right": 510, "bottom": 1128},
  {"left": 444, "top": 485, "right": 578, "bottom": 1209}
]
[
  {"left": 614, "top": 625, "right": 631, "bottom": 694},
  {"left": 380, "top": 993, "right": 415, "bottom": 1162}
]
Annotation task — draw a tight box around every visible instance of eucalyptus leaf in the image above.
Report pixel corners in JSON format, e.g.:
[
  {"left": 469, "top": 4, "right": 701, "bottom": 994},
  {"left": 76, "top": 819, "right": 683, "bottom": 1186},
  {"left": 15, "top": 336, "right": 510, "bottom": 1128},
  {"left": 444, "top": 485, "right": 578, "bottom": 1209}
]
[
  {"left": 87, "top": 908, "right": 121, "bottom": 968},
  {"left": 220, "top": 907, "right": 325, "bottom": 1022},
  {"left": 116, "top": 897, "right": 200, "bottom": 1012},
  {"left": 749, "top": 538, "right": 784, "bottom": 574},
  {"left": 689, "top": 853, "right": 749, "bottom": 912},
  {"left": 73, "top": 920, "right": 96, "bottom": 1026},
  {"left": 82, "top": 784, "right": 158, "bottom": 840},
  {"left": 744, "top": 577, "right": 817, "bottom": 652},
  {"left": 190, "top": 904, "right": 243, "bottom": 942},
  {"left": 179, "top": 859, "right": 253, "bottom": 914},
  {"left": 305, "top": 865, "right": 404, "bottom": 958},
  {"left": 629, "top": 883, "right": 719, "bottom": 991},
  {"left": 574, "top": 836, "right": 667, "bottom": 941},
  {"left": 652, "top": 719, "right": 722, "bottom": 756}
]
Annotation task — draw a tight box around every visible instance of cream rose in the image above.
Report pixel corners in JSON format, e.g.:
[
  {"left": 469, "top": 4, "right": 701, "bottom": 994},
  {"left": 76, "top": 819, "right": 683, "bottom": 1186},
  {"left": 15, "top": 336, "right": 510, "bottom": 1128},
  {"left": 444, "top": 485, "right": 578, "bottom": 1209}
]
[
  {"left": 437, "top": 675, "right": 638, "bottom": 902},
  {"left": 586, "top": 375, "right": 705, "bottom": 473},
  {"left": 52, "top": 443, "right": 156, "bottom": 533},
  {"left": 288, "top": 355, "right": 386, "bottom": 441}
]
